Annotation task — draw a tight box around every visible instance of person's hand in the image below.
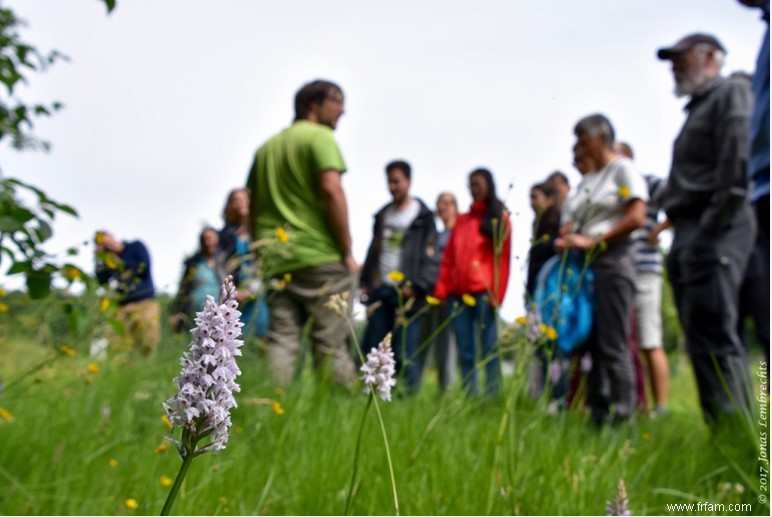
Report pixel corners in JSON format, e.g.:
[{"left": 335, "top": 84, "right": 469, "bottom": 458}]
[
  {"left": 647, "top": 228, "right": 661, "bottom": 247},
  {"left": 235, "top": 289, "right": 253, "bottom": 304},
  {"left": 344, "top": 254, "right": 359, "bottom": 273},
  {"left": 359, "top": 286, "right": 369, "bottom": 304},
  {"left": 647, "top": 221, "right": 671, "bottom": 246},
  {"left": 555, "top": 233, "right": 595, "bottom": 251},
  {"left": 168, "top": 313, "right": 186, "bottom": 332}
]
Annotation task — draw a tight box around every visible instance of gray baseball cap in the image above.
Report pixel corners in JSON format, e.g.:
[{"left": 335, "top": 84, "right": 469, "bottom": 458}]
[{"left": 657, "top": 33, "right": 726, "bottom": 60}]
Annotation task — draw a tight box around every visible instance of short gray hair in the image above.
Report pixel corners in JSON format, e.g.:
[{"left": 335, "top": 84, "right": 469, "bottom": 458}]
[{"left": 574, "top": 113, "right": 615, "bottom": 146}]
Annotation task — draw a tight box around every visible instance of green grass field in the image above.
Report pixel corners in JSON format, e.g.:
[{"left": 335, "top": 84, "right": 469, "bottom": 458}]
[{"left": 0, "top": 294, "right": 768, "bottom": 516}]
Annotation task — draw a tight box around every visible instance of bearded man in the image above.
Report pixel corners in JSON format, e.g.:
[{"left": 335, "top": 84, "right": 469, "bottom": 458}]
[{"left": 657, "top": 34, "right": 756, "bottom": 428}]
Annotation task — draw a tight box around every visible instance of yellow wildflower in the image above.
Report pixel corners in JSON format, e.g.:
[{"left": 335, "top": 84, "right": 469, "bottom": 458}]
[
  {"left": 59, "top": 345, "right": 76, "bottom": 357},
  {"left": 109, "top": 458, "right": 118, "bottom": 467},
  {"left": 642, "top": 432, "right": 652, "bottom": 441},
  {"left": 272, "top": 400, "right": 285, "bottom": 415},
  {"left": 545, "top": 326, "right": 558, "bottom": 340},
  {"left": 99, "top": 298, "right": 111, "bottom": 312},
  {"left": 162, "top": 415, "right": 172, "bottom": 429},
  {"left": 218, "top": 497, "right": 229, "bottom": 506},
  {"left": 154, "top": 441, "right": 169, "bottom": 454},
  {"left": 124, "top": 499, "right": 138, "bottom": 510},
  {"left": 515, "top": 316, "right": 528, "bottom": 325},
  {"left": 283, "top": 273, "right": 292, "bottom": 283},
  {"left": 0, "top": 407, "right": 14, "bottom": 422},
  {"left": 462, "top": 294, "right": 476, "bottom": 307},
  {"left": 425, "top": 295, "right": 441, "bottom": 306},
  {"left": 275, "top": 227, "right": 289, "bottom": 243},
  {"left": 618, "top": 185, "right": 630, "bottom": 199},
  {"left": 387, "top": 270, "right": 405, "bottom": 283},
  {"left": 103, "top": 252, "right": 121, "bottom": 270},
  {"left": 94, "top": 231, "right": 105, "bottom": 245},
  {"left": 86, "top": 363, "right": 100, "bottom": 374},
  {"left": 0, "top": 287, "right": 6, "bottom": 296},
  {"left": 275, "top": 387, "right": 284, "bottom": 397},
  {"left": 538, "top": 323, "right": 548, "bottom": 334},
  {"left": 0, "top": 303, "right": 8, "bottom": 313},
  {"left": 62, "top": 265, "right": 81, "bottom": 281},
  {"left": 160, "top": 475, "right": 173, "bottom": 488}
]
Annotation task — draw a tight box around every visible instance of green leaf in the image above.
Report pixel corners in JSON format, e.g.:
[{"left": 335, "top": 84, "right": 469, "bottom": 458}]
[
  {"left": 54, "top": 202, "right": 77, "bottom": 217},
  {"left": 7, "top": 260, "right": 31, "bottom": 275},
  {"left": 0, "top": 214, "right": 22, "bottom": 232},
  {"left": 11, "top": 206, "right": 34, "bottom": 223},
  {"left": 102, "top": 0, "right": 117, "bottom": 14},
  {"left": 25, "top": 269, "right": 51, "bottom": 299},
  {"left": 35, "top": 219, "right": 52, "bottom": 242}
]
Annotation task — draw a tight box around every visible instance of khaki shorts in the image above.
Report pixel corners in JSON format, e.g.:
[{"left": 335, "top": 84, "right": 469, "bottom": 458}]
[
  {"left": 113, "top": 298, "right": 161, "bottom": 355},
  {"left": 634, "top": 272, "right": 663, "bottom": 350}
]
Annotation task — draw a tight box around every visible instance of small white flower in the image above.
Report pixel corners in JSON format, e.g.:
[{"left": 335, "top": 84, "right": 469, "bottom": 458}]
[{"left": 360, "top": 333, "right": 397, "bottom": 402}]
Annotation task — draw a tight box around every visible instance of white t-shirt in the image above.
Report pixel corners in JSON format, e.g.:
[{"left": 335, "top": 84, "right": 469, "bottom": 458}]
[
  {"left": 562, "top": 156, "right": 649, "bottom": 238},
  {"left": 379, "top": 198, "right": 420, "bottom": 285}
]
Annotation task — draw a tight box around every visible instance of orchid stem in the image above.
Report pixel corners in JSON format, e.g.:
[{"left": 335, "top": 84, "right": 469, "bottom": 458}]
[
  {"left": 160, "top": 446, "right": 195, "bottom": 516},
  {"left": 344, "top": 394, "right": 373, "bottom": 515},
  {"left": 371, "top": 393, "right": 399, "bottom": 516}
]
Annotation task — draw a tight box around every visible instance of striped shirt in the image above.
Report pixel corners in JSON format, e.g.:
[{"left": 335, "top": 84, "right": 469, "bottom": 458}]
[{"left": 632, "top": 175, "right": 667, "bottom": 275}]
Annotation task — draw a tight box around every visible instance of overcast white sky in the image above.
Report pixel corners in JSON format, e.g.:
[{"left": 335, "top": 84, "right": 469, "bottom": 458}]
[{"left": 1, "top": 0, "right": 767, "bottom": 321}]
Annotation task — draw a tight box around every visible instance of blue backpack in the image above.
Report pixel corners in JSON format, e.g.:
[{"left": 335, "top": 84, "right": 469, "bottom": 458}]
[{"left": 532, "top": 252, "right": 595, "bottom": 353}]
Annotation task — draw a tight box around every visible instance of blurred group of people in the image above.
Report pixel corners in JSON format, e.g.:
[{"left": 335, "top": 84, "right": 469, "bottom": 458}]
[
  {"left": 92, "top": 0, "right": 768, "bottom": 433},
  {"left": 93, "top": 187, "right": 270, "bottom": 355},
  {"left": 523, "top": 12, "right": 769, "bottom": 430},
  {"left": 167, "top": 187, "right": 270, "bottom": 339}
]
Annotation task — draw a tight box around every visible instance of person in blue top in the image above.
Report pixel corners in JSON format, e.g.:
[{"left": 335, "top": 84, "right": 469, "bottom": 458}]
[
  {"left": 169, "top": 227, "right": 227, "bottom": 333},
  {"left": 95, "top": 230, "right": 160, "bottom": 355},
  {"left": 219, "top": 187, "right": 269, "bottom": 339},
  {"left": 737, "top": 0, "right": 770, "bottom": 378}
]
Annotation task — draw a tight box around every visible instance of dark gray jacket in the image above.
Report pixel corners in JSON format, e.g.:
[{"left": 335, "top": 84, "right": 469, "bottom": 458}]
[
  {"left": 360, "top": 198, "right": 439, "bottom": 297},
  {"left": 663, "top": 76, "right": 752, "bottom": 234}
]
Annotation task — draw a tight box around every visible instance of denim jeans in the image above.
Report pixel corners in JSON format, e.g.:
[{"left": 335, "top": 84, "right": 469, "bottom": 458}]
[
  {"left": 451, "top": 293, "right": 501, "bottom": 397},
  {"left": 361, "top": 285, "right": 421, "bottom": 391}
]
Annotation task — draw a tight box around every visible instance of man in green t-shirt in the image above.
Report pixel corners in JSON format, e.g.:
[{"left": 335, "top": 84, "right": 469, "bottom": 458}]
[{"left": 246, "top": 79, "right": 357, "bottom": 387}]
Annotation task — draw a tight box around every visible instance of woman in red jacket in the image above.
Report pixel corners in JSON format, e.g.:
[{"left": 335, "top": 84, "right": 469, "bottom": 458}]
[{"left": 434, "top": 168, "right": 511, "bottom": 397}]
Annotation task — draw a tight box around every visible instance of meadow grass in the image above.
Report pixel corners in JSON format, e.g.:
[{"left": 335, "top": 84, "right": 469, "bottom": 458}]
[{"left": 0, "top": 321, "right": 768, "bottom": 515}]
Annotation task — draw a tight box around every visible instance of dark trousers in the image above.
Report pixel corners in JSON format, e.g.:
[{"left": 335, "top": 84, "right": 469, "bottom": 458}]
[
  {"left": 586, "top": 242, "right": 637, "bottom": 425},
  {"left": 417, "top": 304, "right": 457, "bottom": 391},
  {"left": 667, "top": 205, "right": 755, "bottom": 424},
  {"left": 361, "top": 285, "right": 421, "bottom": 391}
]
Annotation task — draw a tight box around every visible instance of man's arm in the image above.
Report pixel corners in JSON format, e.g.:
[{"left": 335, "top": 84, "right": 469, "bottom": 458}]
[
  {"left": 246, "top": 163, "right": 259, "bottom": 240},
  {"left": 408, "top": 213, "right": 439, "bottom": 298},
  {"left": 319, "top": 169, "right": 357, "bottom": 272},
  {"left": 700, "top": 79, "right": 753, "bottom": 234}
]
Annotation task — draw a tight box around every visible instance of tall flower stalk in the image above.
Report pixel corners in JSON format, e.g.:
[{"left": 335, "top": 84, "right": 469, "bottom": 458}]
[
  {"left": 161, "top": 275, "right": 244, "bottom": 516},
  {"left": 345, "top": 334, "right": 397, "bottom": 515},
  {"left": 326, "top": 294, "right": 400, "bottom": 516}
]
